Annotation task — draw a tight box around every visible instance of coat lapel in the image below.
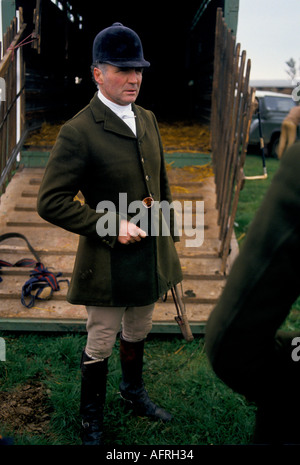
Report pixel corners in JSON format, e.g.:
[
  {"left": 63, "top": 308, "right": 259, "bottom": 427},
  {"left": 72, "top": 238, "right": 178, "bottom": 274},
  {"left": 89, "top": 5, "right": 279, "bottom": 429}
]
[
  {"left": 90, "top": 93, "right": 140, "bottom": 139},
  {"left": 133, "top": 104, "right": 146, "bottom": 140},
  {"left": 90, "top": 93, "right": 146, "bottom": 140}
]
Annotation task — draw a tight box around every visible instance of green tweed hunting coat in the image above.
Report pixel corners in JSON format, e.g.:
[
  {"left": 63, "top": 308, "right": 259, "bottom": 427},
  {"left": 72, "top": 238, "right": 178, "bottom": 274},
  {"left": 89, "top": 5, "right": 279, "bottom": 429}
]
[
  {"left": 205, "top": 141, "right": 300, "bottom": 406},
  {"left": 37, "top": 93, "right": 183, "bottom": 307}
]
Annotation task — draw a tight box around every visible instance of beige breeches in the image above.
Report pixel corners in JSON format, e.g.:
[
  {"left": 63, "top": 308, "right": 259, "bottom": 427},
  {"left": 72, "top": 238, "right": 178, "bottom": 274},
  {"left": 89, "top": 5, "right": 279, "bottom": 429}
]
[{"left": 85, "top": 303, "right": 155, "bottom": 359}]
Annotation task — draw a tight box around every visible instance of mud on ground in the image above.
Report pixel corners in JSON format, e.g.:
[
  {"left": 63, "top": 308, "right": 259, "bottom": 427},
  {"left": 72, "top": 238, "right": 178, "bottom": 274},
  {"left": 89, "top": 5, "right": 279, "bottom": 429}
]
[{"left": 0, "top": 380, "right": 52, "bottom": 441}]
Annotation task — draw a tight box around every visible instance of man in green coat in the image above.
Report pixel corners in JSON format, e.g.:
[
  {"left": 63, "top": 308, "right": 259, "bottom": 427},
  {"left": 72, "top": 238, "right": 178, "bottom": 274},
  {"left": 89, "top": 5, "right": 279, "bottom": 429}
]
[
  {"left": 37, "top": 23, "right": 182, "bottom": 445},
  {"left": 205, "top": 142, "right": 300, "bottom": 444}
]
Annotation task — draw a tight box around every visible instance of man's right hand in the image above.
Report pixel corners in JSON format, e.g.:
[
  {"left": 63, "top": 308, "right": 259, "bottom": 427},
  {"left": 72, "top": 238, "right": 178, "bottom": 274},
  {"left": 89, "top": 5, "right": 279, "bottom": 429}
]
[{"left": 118, "top": 219, "right": 147, "bottom": 245}]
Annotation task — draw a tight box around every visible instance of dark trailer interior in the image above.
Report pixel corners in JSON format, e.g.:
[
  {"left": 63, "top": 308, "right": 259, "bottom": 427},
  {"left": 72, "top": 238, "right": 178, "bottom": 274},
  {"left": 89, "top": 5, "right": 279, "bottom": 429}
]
[{"left": 16, "top": 0, "right": 229, "bottom": 127}]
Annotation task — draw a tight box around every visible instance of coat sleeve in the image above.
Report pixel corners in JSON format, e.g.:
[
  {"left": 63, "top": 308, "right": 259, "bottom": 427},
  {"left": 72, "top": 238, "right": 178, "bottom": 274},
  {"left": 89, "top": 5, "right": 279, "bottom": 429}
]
[
  {"left": 37, "top": 122, "right": 120, "bottom": 248},
  {"left": 205, "top": 141, "right": 300, "bottom": 403}
]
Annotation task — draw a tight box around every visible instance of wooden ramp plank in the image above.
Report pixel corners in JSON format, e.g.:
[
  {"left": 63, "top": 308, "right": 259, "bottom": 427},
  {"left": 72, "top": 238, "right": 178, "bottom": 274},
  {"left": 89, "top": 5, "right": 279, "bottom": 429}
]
[
  {"left": 0, "top": 298, "right": 213, "bottom": 323},
  {"left": 0, "top": 275, "right": 225, "bottom": 301},
  {"left": 0, "top": 166, "right": 236, "bottom": 333}
]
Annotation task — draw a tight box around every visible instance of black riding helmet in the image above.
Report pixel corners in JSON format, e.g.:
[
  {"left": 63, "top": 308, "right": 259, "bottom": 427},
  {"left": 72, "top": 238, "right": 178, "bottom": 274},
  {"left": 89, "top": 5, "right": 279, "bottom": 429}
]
[{"left": 92, "top": 22, "right": 150, "bottom": 68}]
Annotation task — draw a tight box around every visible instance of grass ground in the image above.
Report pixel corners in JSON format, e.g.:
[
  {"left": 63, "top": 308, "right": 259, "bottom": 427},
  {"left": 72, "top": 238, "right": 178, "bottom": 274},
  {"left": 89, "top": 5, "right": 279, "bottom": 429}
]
[
  {"left": 0, "top": 152, "right": 298, "bottom": 447},
  {"left": 0, "top": 333, "right": 256, "bottom": 446},
  {"left": 234, "top": 154, "right": 279, "bottom": 244}
]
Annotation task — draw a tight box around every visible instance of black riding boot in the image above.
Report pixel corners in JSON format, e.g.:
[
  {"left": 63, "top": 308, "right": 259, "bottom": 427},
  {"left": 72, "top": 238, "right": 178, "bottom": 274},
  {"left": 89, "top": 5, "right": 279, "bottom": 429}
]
[
  {"left": 80, "top": 349, "right": 108, "bottom": 445},
  {"left": 119, "top": 335, "right": 172, "bottom": 422}
]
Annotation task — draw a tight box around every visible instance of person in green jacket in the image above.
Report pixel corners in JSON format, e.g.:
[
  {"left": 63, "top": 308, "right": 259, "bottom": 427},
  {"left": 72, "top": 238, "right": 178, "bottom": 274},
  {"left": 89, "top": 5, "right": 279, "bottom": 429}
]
[
  {"left": 205, "top": 141, "right": 300, "bottom": 444},
  {"left": 37, "top": 23, "right": 182, "bottom": 445}
]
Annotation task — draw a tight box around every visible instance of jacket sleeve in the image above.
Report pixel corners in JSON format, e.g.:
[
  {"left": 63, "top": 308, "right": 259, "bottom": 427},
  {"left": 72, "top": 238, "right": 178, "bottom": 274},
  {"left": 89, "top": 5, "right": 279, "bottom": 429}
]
[
  {"left": 37, "top": 122, "right": 120, "bottom": 248},
  {"left": 205, "top": 141, "right": 300, "bottom": 403}
]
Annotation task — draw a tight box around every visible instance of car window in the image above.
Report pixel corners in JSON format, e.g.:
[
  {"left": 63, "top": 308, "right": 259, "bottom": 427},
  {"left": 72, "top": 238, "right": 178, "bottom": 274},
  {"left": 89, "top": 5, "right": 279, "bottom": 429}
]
[{"left": 263, "top": 96, "right": 295, "bottom": 112}]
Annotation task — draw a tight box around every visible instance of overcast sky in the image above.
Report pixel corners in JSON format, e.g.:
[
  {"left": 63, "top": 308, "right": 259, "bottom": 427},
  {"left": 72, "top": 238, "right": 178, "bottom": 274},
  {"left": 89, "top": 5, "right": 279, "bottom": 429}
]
[{"left": 236, "top": 0, "right": 300, "bottom": 82}]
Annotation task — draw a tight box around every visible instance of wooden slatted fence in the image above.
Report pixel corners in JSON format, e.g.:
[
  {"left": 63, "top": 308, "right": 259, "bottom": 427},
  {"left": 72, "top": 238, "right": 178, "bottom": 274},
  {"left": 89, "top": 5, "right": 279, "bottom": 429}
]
[
  {"left": 210, "top": 8, "right": 256, "bottom": 273},
  {"left": 0, "top": 8, "right": 27, "bottom": 196}
]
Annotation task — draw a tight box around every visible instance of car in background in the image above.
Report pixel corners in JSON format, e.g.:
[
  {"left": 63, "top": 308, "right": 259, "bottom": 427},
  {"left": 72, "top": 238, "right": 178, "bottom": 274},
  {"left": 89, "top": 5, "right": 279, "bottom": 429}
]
[{"left": 248, "top": 90, "right": 298, "bottom": 157}]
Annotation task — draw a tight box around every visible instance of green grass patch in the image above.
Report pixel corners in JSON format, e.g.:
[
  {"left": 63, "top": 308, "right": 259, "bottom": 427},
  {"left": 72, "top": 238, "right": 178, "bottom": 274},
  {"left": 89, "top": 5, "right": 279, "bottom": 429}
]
[
  {"left": 234, "top": 154, "right": 279, "bottom": 243},
  {"left": 0, "top": 333, "right": 256, "bottom": 446}
]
